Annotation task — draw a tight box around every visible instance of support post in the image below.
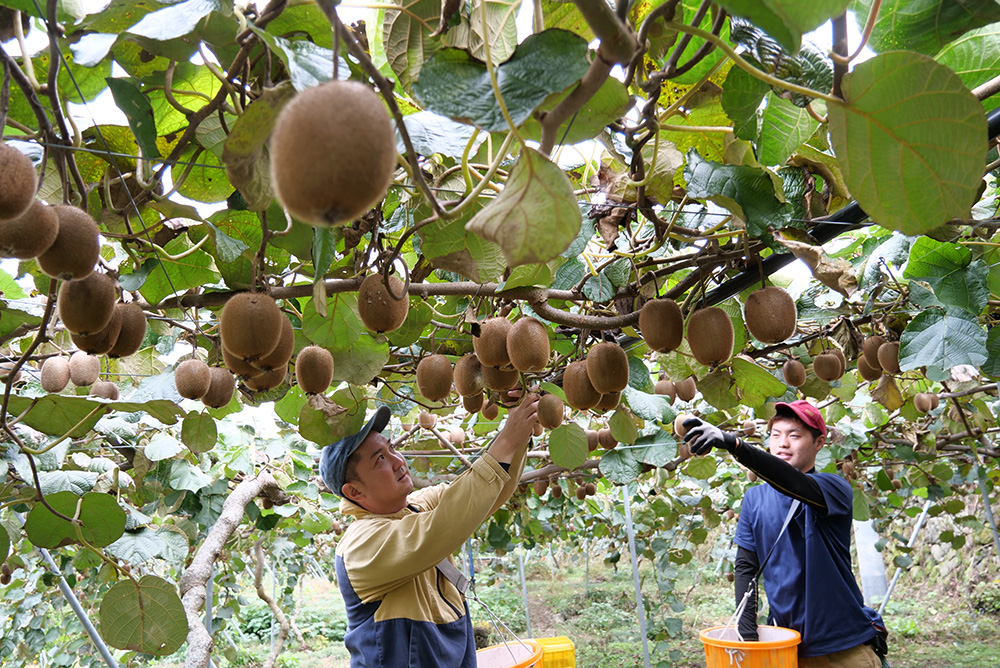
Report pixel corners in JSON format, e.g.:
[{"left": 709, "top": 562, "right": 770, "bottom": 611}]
[
  {"left": 878, "top": 499, "right": 931, "bottom": 616},
  {"left": 517, "top": 552, "right": 532, "bottom": 638},
  {"left": 622, "top": 485, "right": 652, "bottom": 668}
]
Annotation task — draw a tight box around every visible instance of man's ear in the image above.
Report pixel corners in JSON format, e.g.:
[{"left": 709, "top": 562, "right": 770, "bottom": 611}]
[
  {"left": 813, "top": 434, "right": 826, "bottom": 452},
  {"left": 342, "top": 481, "right": 364, "bottom": 502}
]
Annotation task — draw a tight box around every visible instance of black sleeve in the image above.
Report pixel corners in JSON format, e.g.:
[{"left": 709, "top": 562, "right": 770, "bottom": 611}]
[
  {"left": 734, "top": 546, "right": 759, "bottom": 641},
  {"left": 730, "top": 441, "right": 827, "bottom": 511},
  {"left": 499, "top": 462, "right": 510, "bottom": 472}
]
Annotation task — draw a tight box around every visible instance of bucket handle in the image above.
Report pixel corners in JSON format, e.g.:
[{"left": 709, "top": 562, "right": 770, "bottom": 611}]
[
  {"left": 468, "top": 587, "right": 533, "bottom": 663},
  {"left": 725, "top": 648, "right": 746, "bottom": 666}
]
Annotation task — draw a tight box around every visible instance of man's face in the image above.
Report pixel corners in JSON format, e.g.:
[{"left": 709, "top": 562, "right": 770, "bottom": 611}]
[
  {"left": 767, "top": 417, "right": 825, "bottom": 473},
  {"left": 343, "top": 431, "right": 413, "bottom": 514}
]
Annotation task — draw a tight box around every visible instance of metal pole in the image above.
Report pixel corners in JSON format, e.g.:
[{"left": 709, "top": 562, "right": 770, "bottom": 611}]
[
  {"left": 517, "top": 552, "right": 532, "bottom": 638},
  {"left": 622, "top": 485, "right": 652, "bottom": 668},
  {"left": 39, "top": 547, "right": 120, "bottom": 668},
  {"left": 585, "top": 538, "right": 590, "bottom": 597},
  {"left": 973, "top": 440, "right": 1000, "bottom": 560},
  {"left": 206, "top": 566, "right": 214, "bottom": 666},
  {"left": 878, "top": 499, "right": 932, "bottom": 616}
]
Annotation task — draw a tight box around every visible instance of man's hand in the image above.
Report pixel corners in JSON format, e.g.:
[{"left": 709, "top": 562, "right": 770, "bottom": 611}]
[
  {"left": 488, "top": 393, "right": 539, "bottom": 464},
  {"left": 682, "top": 417, "right": 739, "bottom": 456}
]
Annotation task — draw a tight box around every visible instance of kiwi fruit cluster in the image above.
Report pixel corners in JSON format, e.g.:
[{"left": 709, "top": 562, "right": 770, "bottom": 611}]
[
  {"left": 416, "top": 354, "right": 453, "bottom": 401},
  {"left": 462, "top": 392, "right": 484, "bottom": 413},
  {"left": 744, "top": 286, "right": 797, "bottom": 344},
  {"left": 597, "top": 427, "right": 616, "bottom": 450},
  {"left": 245, "top": 366, "right": 287, "bottom": 392},
  {"left": 877, "top": 341, "right": 900, "bottom": 374},
  {"left": 914, "top": 392, "right": 939, "bottom": 413},
  {"left": 220, "top": 292, "right": 285, "bottom": 365},
  {"left": 638, "top": 298, "right": 683, "bottom": 352},
  {"left": 586, "top": 342, "right": 628, "bottom": 395},
  {"left": 507, "top": 317, "right": 549, "bottom": 372},
  {"left": 357, "top": 274, "right": 409, "bottom": 334},
  {"left": 107, "top": 304, "right": 148, "bottom": 358},
  {"left": 296, "top": 345, "right": 334, "bottom": 394},
  {"left": 687, "top": 307, "right": 734, "bottom": 366},
  {"left": 253, "top": 317, "right": 294, "bottom": 373},
  {"left": 270, "top": 81, "right": 397, "bottom": 227},
  {"left": 813, "top": 351, "right": 845, "bottom": 382},
  {"left": 481, "top": 364, "right": 518, "bottom": 391},
  {"left": 595, "top": 390, "right": 620, "bottom": 411}
]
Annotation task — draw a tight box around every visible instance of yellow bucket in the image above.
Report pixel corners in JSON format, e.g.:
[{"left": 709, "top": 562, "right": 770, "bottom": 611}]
[
  {"left": 700, "top": 625, "right": 800, "bottom": 668},
  {"left": 477, "top": 639, "right": 543, "bottom": 668}
]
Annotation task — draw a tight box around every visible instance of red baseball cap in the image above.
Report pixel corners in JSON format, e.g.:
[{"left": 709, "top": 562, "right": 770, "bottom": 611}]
[{"left": 771, "top": 400, "right": 826, "bottom": 437}]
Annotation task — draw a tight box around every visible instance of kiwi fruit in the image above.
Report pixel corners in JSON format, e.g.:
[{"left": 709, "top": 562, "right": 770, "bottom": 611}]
[
  {"left": 270, "top": 80, "right": 396, "bottom": 226},
  {"left": 675, "top": 376, "right": 697, "bottom": 402},
  {"left": 418, "top": 411, "right": 437, "bottom": 429},
  {"left": 551, "top": 483, "right": 563, "bottom": 499},
  {"left": 687, "top": 307, "right": 734, "bottom": 366},
  {"left": 223, "top": 345, "right": 264, "bottom": 378},
  {"left": 748, "top": 470, "right": 758, "bottom": 482},
  {"left": 0, "top": 144, "right": 36, "bottom": 221},
  {"left": 654, "top": 379, "right": 676, "bottom": 403},
  {"left": 744, "top": 286, "right": 797, "bottom": 343},
  {"left": 473, "top": 317, "right": 512, "bottom": 368},
  {"left": 877, "top": 341, "right": 900, "bottom": 374},
  {"left": 462, "top": 392, "right": 484, "bottom": 413},
  {"left": 480, "top": 401, "right": 499, "bottom": 420},
  {"left": 40, "top": 356, "right": 70, "bottom": 392},
  {"left": 202, "top": 367, "right": 236, "bottom": 408},
  {"left": 862, "top": 335, "right": 885, "bottom": 371},
  {"left": 453, "top": 354, "right": 484, "bottom": 397},
  {"left": 0, "top": 200, "right": 58, "bottom": 259},
  {"left": 175, "top": 359, "right": 212, "bottom": 400},
  {"left": 71, "top": 305, "right": 123, "bottom": 355},
  {"left": 0, "top": 362, "right": 21, "bottom": 384},
  {"left": 68, "top": 351, "right": 100, "bottom": 387},
  {"left": 533, "top": 479, "right": 549, "bottom": 496},
  {"left": 220, "top": 292, "right": 284, "bottom": 362},
  {"left": 507, "top": 317, "right": 549, "bottom": 372},
  {"left": 416, "top": 354, "right": 454, "bottom": 401},
  {"left": 674, "top": 413, "right": 693, "bottom": 437},
  {"left": 638, "top": 298, "right": 683, "bottom": 352},
  {"left": 537, "top": 394, "right": 565, "bottom": 429},
  {"left": 253, "top": 317, "right": 294, "bottom": 372},
  {"left": 914, "top": 392, "right": 939, "bottom": 413},
  {"left": 828, "top": 347, "right": 847, "bottom": 376},
  {"left": 562, "top": 360, "right": 601, "bottom": 411},
  {"left": 586, "top": 342, "right": 629, "bottom": 394},
  {"left": 481, "top": 364, "right": 519, "bottom": 391},
  {"left": 576, "top": 485, "right": 587, "bottom": 500},
  {"left": 742, "top": 419, "right": 756, "bottom": 437},
  {"left": 585, "top": 429, "right": 600, "bottom": 451},
  {"left": 244, "top": 365, "right": 287, "bottom": 391},
  {"left": 595, "top": 391, "right": 620, "bottom": 411},
  {"left": 891, "top": 478, "right": 902, "bottom": 490},
  {"left": 585, "top": 482, "right": 597, "bottom": 496},
  {"left": 449, "top": 428, "right": 465, "bottom": 445},
  {"left": 58, "top": 272, "right": 117, "bottom": 335},
  {"left": 107, "top": 304, "right": 148, "bottom": 359},
  {"left": 598, "top": 427, "right": 616, "bottom": 450},
  {"left": 678, "top": 442, "right": 692, "bottom": 460},
  {"left": 36, "top": 206, "right": 100, "bottom": 280},
  {"left": 357, "top": 274, "right": 409, "bottom": 333},
  {"left": 295, "top": 345, "right": 334, "bottom": 394},
  {"left": 532, "top": 422, "right": 544, "bottom": 437},
  {"left": 782, "top": 359, "right": 807, "bottom": 387},
  {"left": 841, "top": 460, "right": 856, "bottom": 478},
  {"left": 90, "top": 380, "right": 119, "bottom": 400},
  {"left": 856, "top": 355, "right": 881, "bottom": 382},
  {"left": 813, "top": 353, "right": 844, "bottom": 382}
]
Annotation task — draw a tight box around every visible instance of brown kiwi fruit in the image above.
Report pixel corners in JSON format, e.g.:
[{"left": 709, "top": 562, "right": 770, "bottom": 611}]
[
  {"left": 107, "top": 304, "right": 147, "bottom": 358},
  {"left": 576, "top": 485, "right": 587, "bottom": 500},
  {"left": 36, "top": 206, "right": 100, "bottom": 280},
  {"left": 598, "top": 427, "right": 616, "bottom": 450},
  {"left": 295, "top": 345, "right": 334, "bottom": 394},
  {"left": 595, "top": 391, "right": 620, "bottom": 411},
  {"left": 828, "top": 347, "right": 847, "bottom": 376},
  {"left": 841, "top": 460, "right": 856, "bottom": 478},
  {"left": 562, "top": 360, "right": 601, "bottom": 410},
  {"left": 782, "top": 359, "right": 807, "bottom": 387},
  {"left": 418, "top": 411, "right": 437, "bottom": 429},
  {"left": 244, "top": 365, "right": 287, "bottom": 391},
  {"left": 585, "top": 429, "right": 599, "bottom": 452},
  {"left": 638, "top": 298, "right": 683, "bottom": 352},
  {"left": 202, "top": 367, "right": 236, "bottom": 408},
  {"left": 0, "top": 362, "right": 21, "bottom": 384},
  {"left": 585, "top": 342, "right": 629, "bottom": 394},
  {"left": 58, "top": 272, "right": 117, "bottom": 335},
  {"left": 270, "top": 80, "right": 397, "bottom": 226},
  {"left": 220, "top": 292, "right": 284, "bottom": 362},
  {"left": 449, "top": 428, "right": 465, "bottom": 445},
  {"left": 748, "top": 470, "right": 758, "bottom": 482},
  {"left": 462, "top": 392, "right": 484, "bottom": 413},
  {"left": 551, "top": 483, "right": 563, "bottom": 499},
  {"left": 71, "top": 305, "right": 123, "bottom": 355},
  {"left": 585, "top": 482, "right": 597, "bottom": 496},
  {"left": 674, "top": 376, "right": 697, "bottom": 402},
  {"left": 533, "top": 479, "right": 549, "bottom": 496},
  {"left": 914, "top": 392, "right": 938, "bottom": 413},
  {"left": 416, "top": 354, "right": 454, "bottom": 401},
  {"left": 481, "top": 402, "right": 499, "bottom": 420},
  {"left": 507, "top": 317, "right": 549, "bottom": 372},
  {"left": 674, "top": 413, "right": 693, "bottom": 437},
  {"left": 877, "top": 341, "right": 900, "bottom": 374},
  {"left": 856, "top": 355, "right": 881, "bottom": 382},
  {"left": 68, "top": 351, "right": 100, "bottom": 387},
  {"left": 253, "top": 317, "right": 294, "bottom": 372},
  {"left": 0, "top": 200, "right": 58, "bottom": 259},
  {"left": 223, "top": 345, "right": 264, "bottom": 378},
  {"left": 0, "top": 144, "right": 36, "bottom": 221},
  {"left": 742, "top": 419, "right": 756, "bottom": 437},
  {"left": 175, "top": 359, "right": 212, "bottom": 400},
  {"left": 744, "top": 286, "right": 797, "bottom": 343},
  {"left": 481, "top": 364, "right": 519, "bottom": 391},
  {"left": 687, "top": 307, "right": 734, "bottom": 366},
  {"left": 40, "top": 356, "right": 70, "bottom": 393},
  {"left": 813, "top": 353, "right": 844, "bottom": 382},
  {"left": 891, "top": 478, "right": 902, "bottom": 490},
  {"left": 862, "top": 335, "right": 885, "bottom": 371},
  {"left": 453, "top": 354, "right": 484, "bottom": 397},
  {"left": 654, "top": 379, "right": 676, "bottom": 403},
  {"left": 90, "top": 380, "right": 119, "bottom": 400},
  {"left": 537, "top": 394, "right": 565, "bottom": 429},
  {"left": 532, "top": 420, "right": 543, "bottom": 438},
  {"left": 473, "top": 317, "right": 512, "bottom": 368},
  {"left": 357, "top": 274, "right": 409, "bottom": 333}
]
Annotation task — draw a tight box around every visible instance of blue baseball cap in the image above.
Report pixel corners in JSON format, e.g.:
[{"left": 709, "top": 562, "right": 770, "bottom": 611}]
[{"left": 319, "top": 405, "right": 391, "bottom": 496}]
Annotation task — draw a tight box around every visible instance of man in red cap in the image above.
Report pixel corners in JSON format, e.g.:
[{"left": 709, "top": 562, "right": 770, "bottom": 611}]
[{"left": 683, "top": 401, "right": 888, "bottom": 668}]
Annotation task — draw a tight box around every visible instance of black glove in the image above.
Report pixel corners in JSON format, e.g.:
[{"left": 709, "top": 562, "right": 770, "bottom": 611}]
[{"left": 682, "top": 418, "right": 739, "bottom": 456}]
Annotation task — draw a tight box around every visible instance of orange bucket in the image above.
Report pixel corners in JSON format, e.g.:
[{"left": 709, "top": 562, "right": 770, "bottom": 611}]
[
  {"left": 477, "top": 639, "right": 543, "bottom": 668},
  {"left": 700, "top": 625, "right": 800, "bottom": 668}
]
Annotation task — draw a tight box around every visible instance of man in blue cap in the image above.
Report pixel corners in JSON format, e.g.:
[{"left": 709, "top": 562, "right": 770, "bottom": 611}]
[{"left": 320, "top": 394, "right": 539, "bottom": 668}]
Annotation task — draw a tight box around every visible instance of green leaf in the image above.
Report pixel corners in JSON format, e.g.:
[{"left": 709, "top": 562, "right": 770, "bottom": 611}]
[
  {"left": 853, "top": 486, "right": 871, "bottom": 521},
  {"left": 105, "top": 528, "right": 166, "bottom": 565},
  {"left": 902, "top": 237, "right": 989, "bottom": 314},
  {"left": 4, "top": 395, "right": 110, "bottom": 437},
  {"left": 248, "top": 28, "right": 347, "bottom": 91},
  {"left": 521, "top": 77, "right": 632, "bottom": 145},
  {"left": 302, "top": 293, "right": 364, "bottom": 350},
  {"left": 168, "top": 460, "right": 212, "bottom": 493},
  {"left": 386, "top": 301, "right": 434, "bottom": 348},
  {"left": 99, "top": 575, "right": 188, "bottom": 656},
  {"left": 855, "top": 0, "right": 1000, "bottom": 56},
  {"left": 402, "top": 111, "right": 486, "bottom": 159},
  {"left": 622, "top": 387, "right": 673, "bottom": 422},
  {"left": 138, "top": 237, "right": 220, "bottom": 306},
  {"left": 899, "top": 308, "right": 988, "bottom": 374},
  {"left": 144, "top": 433, "right": 184, "bottom": 461},
  {"left": 732, "top": 357, "right": 787, "bottom": 406},
  {"left": 299, "top": 404, "right": 335, "bottom": 444},
  {"left": 609, "top": 409, "right": 638, "bottom": 445},
  {"left": 548, "top": 423, "right": 588, "bottom": 470},
  {"left": 721, "top": 63, "right": 767, "bottom": 141},
  {"left": 827, "top": 52, "right": 987, "bottom": 235},
  {"left": 105, "top": 77, "right": 159, "bottom": 159},
  {"left": 25, "top": 491, "right": 127, "bottom": 549},
  {"left": 181, "top": 413, "right": 217, "bottom": 453},
  {"left": 983, "top": 327, "right": 1000, "bottom": 377},
  {"left": 683, "top": 148, "right": 791, "bottom": 237},
  {"left": 627, "top": 356, "right": 654, "bottom": 394},
  {"left": 312, "top": 227, "right": 337, "bottom": 277},
  {"left": 935, "top": 24, "right": 1000, "bottom": 107},
  {"left": 126, "top": 0, "right": 221, "bottom": 41},
  {"left": 0, "top": 529, "right": 7, "bottom": 562},
  {"left": 682, "top": 455, "right": 717, "bottom": 480},
  {"left": 204, "top": 221, "right": 250, "bottom": 264},
  {"left": 331, "top": 336, "right": 391, "bottom": 386},
  {"left": 413, "top": 29, "right": 590, "bottom": 132},
  {"left": 466, "top": 148, "right": 582, "bottom": 266},
  {"left": 758, "top": 92, "right": 818, "bottom": 165},
  {"left": 418, "top": 210, "right": 507, "bottom": 282},
  {"left": 631, "top": 431, "right": 676, "bottom": 468},
  {"left": 381, "top": 0, "right": 444, "bottom": 90},
  {"left": 715, "top": 0, "right": 850, "bottom": 53},
  {"left": 599, "top": 448, "right": 642, "bottom": 485}
]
